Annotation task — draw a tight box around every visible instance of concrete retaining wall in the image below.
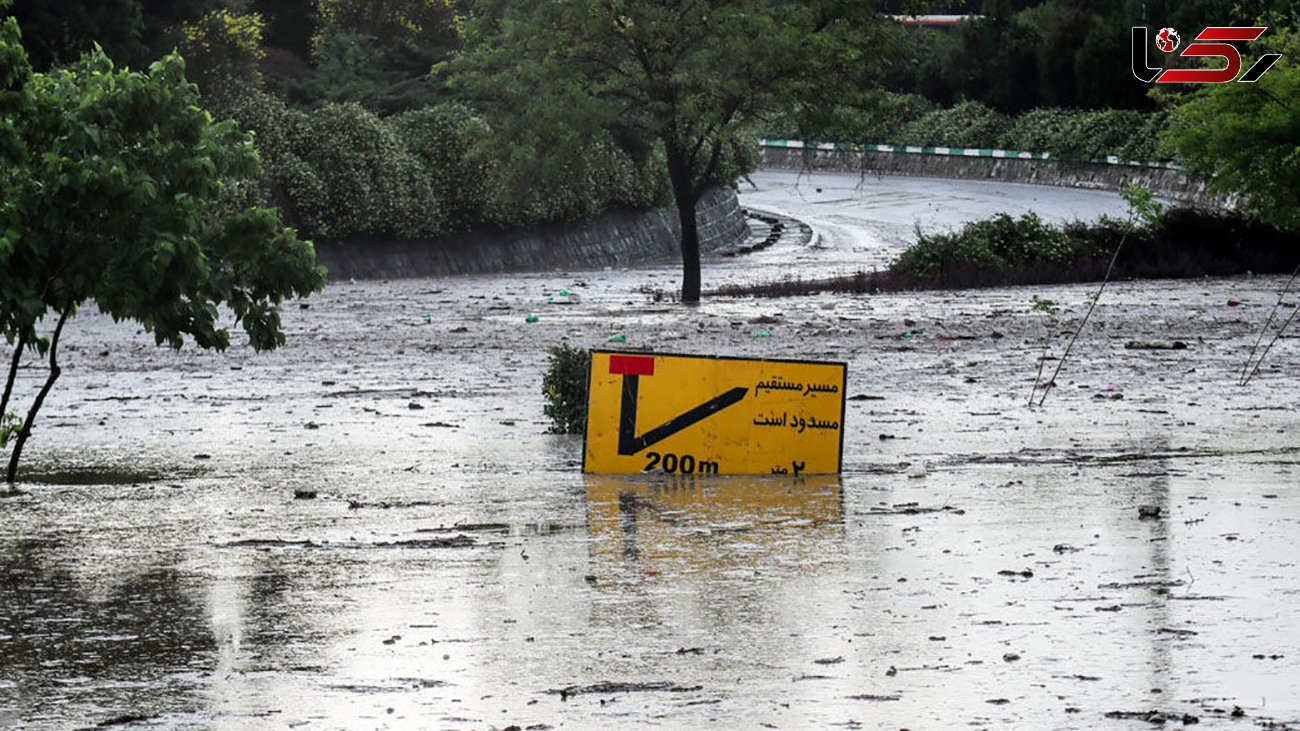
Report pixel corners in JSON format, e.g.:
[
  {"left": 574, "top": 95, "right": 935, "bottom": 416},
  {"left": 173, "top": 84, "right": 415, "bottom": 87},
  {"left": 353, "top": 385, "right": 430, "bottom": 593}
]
[
  {"left": 314, "top": 185, "right": 748, "bottom": 281},
  {"left": 760, "top": 144, "right": 1230, "bottom": 208}
]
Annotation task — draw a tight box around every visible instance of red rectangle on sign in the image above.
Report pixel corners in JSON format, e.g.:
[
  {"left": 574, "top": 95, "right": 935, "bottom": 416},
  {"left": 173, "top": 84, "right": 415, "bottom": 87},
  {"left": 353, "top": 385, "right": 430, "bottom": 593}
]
[{"left": 609, "top": 355, "right": 655, "bottom": 376}]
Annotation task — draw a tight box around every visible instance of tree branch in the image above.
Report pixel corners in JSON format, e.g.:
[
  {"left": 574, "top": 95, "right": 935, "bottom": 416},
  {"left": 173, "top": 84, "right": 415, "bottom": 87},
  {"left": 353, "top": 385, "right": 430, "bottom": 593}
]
[{"left": 1255, "top": 86, "right": 1293, "bottom": 111}]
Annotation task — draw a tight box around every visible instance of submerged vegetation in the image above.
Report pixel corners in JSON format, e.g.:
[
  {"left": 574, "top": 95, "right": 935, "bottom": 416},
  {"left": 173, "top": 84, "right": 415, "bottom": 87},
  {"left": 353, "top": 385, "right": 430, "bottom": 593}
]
[{"left": 542, "top": 344, "right": 591, "bottom": 435}]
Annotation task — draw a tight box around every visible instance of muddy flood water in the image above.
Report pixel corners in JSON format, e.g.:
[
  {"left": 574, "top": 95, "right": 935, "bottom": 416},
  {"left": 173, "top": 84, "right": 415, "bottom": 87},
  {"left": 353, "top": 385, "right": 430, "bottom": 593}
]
[{"left": 2, "top": 171, "right": 1298, "bottom": 730}]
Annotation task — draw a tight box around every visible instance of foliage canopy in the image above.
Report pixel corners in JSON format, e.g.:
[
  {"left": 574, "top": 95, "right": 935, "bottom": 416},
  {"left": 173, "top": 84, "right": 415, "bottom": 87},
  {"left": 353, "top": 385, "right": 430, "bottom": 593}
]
[
  {"left": 447, "top": 0, "right": 893, "bottom": 302},
  {"left": 0, "top": 12, "right": 325, "bottom": 484},
  {"left": 1160, "top": 24, "right": 1300, "bottom": 232}
]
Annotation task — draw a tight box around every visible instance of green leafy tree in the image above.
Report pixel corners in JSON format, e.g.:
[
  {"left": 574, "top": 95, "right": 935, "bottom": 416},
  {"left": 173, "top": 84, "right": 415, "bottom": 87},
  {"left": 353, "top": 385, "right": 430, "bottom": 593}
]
[
  {"left": 136, "top": 0, "right": 231, "bottom": 59},
  {"left": 289, "top": 28, "right": 448, "bottom": 113},
  {"left": 0, "top": 14, "right": 326, "bottom": 488},
  {"left": 1025, "top": 1, "right": 1091, "bottom": 107},
  {"left": 177, "top": 8, "right": 269, "bottom": 96},
  {"left": 314, "top": 0, "right": 461, "bottom": 46},
  {"left": 1159, "top": 24, "right": 1299, "bottom": 232},
  {"left": 287, "top": 0, "right": 464, "bottom": 112},
  {"left": 1159, "top": 19, "right": 1300, "bottom": 385},
  {"left": 943, "top": 7, "right": 1043, "bottom": 114},
  {"left": 166, "top": 6, "right": 277, "bottom": 114},
  {"left": 447, "top": 0, "right": 891, "bottom": 303}
]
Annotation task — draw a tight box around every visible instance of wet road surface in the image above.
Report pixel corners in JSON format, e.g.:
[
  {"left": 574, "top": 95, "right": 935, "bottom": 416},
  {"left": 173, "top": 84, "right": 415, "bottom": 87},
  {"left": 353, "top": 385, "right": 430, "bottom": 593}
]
[{"left": 2, "top": 171, "right": 1297, "bottom": 730}]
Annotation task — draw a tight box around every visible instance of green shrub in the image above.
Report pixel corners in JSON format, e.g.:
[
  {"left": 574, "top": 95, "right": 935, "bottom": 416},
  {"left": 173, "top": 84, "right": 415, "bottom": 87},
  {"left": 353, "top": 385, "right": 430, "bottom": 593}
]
[
  {"left": 998, "top": 107, "right": 1078, "bottom": 152},
  {"left": 1118, "top": 110, "right": 1168, "bottom": 162},
  {"left": 215, "top": 87, "right": 296, "bottom": 158},
  {"left": 891, "top": 212, "right": 1076, "bottom": 285},
  {"left": 291, "top": 102, "right": 436, "bottom": 239},
  {"left": 221, "top": 89, "right": 436, "bottom": 239},
  {"left": 852, "top": 101, "right": 1172, "bottom": 161},
  {"left": 482, "top": 131, "right": 670, "bottom": 228},
  {"left": 542, "top": 344, "right": 591, "bottom": 435},
  {"left": 217, "top": 86, "right": 680, "bottom": 243},
  {"left": 1051, "top": 109, "right": 1148, "bottom": 162},
  {"left": 898, "top": 100, "right": 1011, "bottom": 149},
  {"left": 387, "top": 104, "right": 496, "bottom": 233},
  {"left": 857, "top": 93, "right": 936, "bottom": 145}
]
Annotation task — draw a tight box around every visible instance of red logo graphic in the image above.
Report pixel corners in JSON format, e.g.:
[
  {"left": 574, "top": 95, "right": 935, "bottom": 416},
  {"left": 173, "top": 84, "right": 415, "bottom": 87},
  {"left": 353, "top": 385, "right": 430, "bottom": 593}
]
[
  {"left": 1132, "top": 26, "right": 1283, "bottom": 83},
  {"left": 1155, "top": 27, "right": 1180, "bottom": 52}
]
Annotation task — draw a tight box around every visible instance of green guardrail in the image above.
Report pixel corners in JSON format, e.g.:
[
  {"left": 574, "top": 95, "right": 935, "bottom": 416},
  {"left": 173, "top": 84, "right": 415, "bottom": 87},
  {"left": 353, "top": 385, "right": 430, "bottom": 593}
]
[{"left": 759, "top": 139, "right": 1182, "bottom": 170}]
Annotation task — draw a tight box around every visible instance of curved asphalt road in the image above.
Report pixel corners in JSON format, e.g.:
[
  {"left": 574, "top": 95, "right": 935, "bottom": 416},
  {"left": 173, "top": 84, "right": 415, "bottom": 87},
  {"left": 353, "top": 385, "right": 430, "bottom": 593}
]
[{"left": 734, "top": 169, "right": 1134, "bottom": 273}]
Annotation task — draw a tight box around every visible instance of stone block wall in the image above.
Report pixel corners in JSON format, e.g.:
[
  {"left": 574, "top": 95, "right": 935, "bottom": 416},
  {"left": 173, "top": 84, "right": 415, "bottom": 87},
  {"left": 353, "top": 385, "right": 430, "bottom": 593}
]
[{"left": 314, "top": 186, "right": 747, "bottom": 281}]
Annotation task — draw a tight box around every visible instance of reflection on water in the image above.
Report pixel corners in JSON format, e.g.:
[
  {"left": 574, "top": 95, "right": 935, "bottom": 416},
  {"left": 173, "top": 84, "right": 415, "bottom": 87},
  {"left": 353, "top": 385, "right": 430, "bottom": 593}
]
[
  {"left": 585, "top": 474, "right": 844, "bottom": 587},
  {"left": 3, "top": 451, "right": 1299, "bottom": 729},
  {"left": 0, "top": 538, "right": 215, "bottom": 723}
]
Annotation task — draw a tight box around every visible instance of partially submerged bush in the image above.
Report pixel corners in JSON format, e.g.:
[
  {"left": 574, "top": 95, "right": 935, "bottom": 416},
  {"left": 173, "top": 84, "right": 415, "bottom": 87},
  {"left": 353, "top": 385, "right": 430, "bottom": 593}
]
[
  {"left": 891, "top": 213, "right": 1075, "bottom": 286},
  {"left": 542, "top": 344, "right": 591, "bottom": 435},
  {"left": 891, "top": 206, "right": 1298, "bottom": 289}
]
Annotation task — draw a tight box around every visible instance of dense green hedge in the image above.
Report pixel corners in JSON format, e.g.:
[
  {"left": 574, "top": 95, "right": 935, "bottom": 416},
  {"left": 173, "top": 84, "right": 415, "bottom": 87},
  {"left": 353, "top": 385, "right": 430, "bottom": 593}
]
[
  {"left": 891, "top": 213, "right": 1076, "bottom": 283},
  {"left": 762, "top": 95, "right": 1172, "bottom": 162},
  {"left": 889, "top": 207, "right": 1298, "bottom": 289},
  {"left": 384, "top": 105, "right": 496, "bottom": 233},
  {"left": 217, "top": 89, "right": 678, "bottom": 242},
  {"left": 898, "top": 100, "right": 1012, "bottom": 150}
]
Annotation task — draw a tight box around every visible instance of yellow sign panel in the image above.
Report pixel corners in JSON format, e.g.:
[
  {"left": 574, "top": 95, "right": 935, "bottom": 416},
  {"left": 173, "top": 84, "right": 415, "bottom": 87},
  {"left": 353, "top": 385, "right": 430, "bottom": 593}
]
[{"left": 583, "top": 351, "right": 846, "bottom": 475}]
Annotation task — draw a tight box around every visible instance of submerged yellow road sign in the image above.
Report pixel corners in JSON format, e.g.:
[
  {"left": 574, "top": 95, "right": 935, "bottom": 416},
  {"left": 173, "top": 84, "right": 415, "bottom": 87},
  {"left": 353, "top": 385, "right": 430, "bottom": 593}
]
[{"left": 583, "top": 351, "right": 846, "bottom": 475}]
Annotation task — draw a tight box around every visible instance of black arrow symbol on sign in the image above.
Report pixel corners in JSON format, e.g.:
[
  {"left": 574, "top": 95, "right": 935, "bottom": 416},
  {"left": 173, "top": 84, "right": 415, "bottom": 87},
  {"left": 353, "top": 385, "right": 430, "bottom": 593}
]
[{"left": 617, "top": 374, "right": 747, "bottom": 456}]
